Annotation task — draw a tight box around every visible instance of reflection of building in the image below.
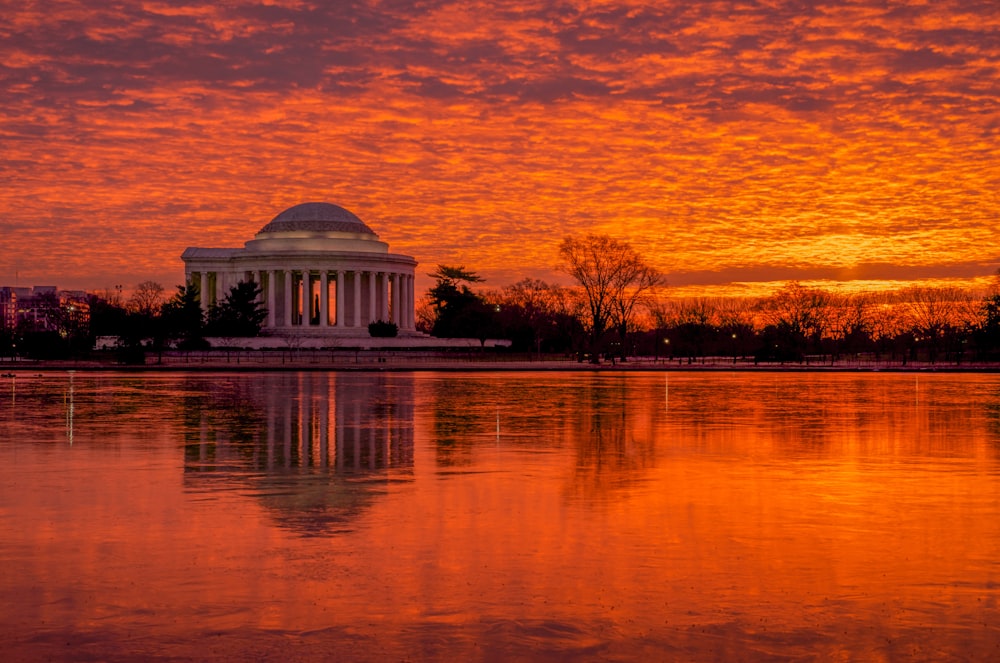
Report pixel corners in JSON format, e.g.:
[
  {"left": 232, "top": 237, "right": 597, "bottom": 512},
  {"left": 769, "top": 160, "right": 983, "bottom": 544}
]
[
  {"left": 259, "top": 373, "right": 415, "bottom": 472},
  {"left": 182, "top": 202, "right": 418, "bottom": 340},
  {"left": 185, "top": 373, "right": 414, "bottom": 473},
  {"left": 183, "top": 373, "right": 414, "bottom": 535}
]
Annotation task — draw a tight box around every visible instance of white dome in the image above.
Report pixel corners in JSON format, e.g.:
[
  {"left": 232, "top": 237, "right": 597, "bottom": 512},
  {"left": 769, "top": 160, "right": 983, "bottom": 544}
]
[{"left": 258, "top": 202, "right": 378, "bottom": 236}]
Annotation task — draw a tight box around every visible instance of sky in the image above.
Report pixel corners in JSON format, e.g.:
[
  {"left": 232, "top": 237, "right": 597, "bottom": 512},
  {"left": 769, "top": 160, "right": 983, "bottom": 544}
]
[{"left": 2, "top": 0, "right": 998, "bottom": 298}]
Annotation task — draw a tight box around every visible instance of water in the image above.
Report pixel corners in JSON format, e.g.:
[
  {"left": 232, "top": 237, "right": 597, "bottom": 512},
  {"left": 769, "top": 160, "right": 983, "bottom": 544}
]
[{"left": 2, "top": 371, "right": 1000, "bottom": 661}]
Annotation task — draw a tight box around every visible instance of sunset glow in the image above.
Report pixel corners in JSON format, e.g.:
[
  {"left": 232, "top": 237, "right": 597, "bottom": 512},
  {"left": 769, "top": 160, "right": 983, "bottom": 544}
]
[{"left": 2, "top": 1, "right": 998, "bottom": 296}]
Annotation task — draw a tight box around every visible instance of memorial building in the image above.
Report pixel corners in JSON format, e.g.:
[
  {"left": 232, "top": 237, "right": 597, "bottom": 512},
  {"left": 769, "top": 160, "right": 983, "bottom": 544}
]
[{"left": 182, "top": 202, "right": 418, "bottom": 340}]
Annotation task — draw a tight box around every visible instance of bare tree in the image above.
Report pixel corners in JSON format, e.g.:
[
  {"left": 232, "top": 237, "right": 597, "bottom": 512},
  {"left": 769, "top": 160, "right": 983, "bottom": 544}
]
[
  {"left": 496, "top": 278, "right": 574, "bottom": 322},
  {"left": 866, "top": 292, "right": 906, "bottom": 360},
  {"left": 715, "top": 297, "right": 756, "bottom": 332},
  {"left": 823, "top": 293, "right": 870, "bottom": 357},
  {"left": 96, "top": 285, "right": 126, "bottom": 309},
  {"left": 670, "top": 298, "right": 716, "bottom": 327},
  {"left": 128, "top": 281, "right": 165, "bottom": 317},
  {"left": 559, "top": 234, "right": 662, "bottom": 362},
  {"left": 758, "top": 282, "right": 831, "bottom": 340},
  {"left": 478, "top": 278, "right": 584, "bottom": 354},
  {"left": 902, "top": 286, "right": 977, "bottom": 362}
]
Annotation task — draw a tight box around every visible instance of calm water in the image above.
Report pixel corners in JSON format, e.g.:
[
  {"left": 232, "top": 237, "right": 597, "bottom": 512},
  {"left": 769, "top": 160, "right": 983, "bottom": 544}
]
[{"left": 2, "top": 371, "right": 1000, "bottom": 661}]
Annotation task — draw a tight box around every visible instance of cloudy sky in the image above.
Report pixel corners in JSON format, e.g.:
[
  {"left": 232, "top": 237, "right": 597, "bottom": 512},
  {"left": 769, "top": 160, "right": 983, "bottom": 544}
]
[{"left": 2, "top": 0, "right": 998, "bottom": 296}]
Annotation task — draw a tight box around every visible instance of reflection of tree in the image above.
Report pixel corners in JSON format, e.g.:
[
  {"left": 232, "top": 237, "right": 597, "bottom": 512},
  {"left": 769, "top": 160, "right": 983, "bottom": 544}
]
[
  {"left": 2, "top": 374, "right": 178, "bottom": 445},
  {"left": 431, "top": 377, "right": 495, "bottom": 467},
  {"left": 181, "top": 373, "right": 415, "bottom": 536},
  {"left": 427, "top": 375, "right": 661, "bottom": 498},
  {"left": 567, "top": 378, "right": 658, "bottom": 501},
  {"left": 985, "top": 386, "right": 1000, "bottom": 441}
]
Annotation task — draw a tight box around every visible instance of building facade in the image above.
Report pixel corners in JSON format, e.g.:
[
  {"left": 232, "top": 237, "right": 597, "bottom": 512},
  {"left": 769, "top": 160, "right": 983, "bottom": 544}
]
[
  {"left": 182, "top": 202, "right": 418, "bottom": 338},
  {"left": 0, "top": 285, "right": 89, "bottom": 334}
]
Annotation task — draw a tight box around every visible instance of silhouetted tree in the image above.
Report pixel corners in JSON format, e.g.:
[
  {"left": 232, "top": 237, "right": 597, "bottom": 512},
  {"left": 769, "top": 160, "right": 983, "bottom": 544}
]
[
  {"left": 758, "top": 283, "right": 830, "bottom": 358},
  {"left": 559, "top": 234, "right": 662, "bottom": 363},
  {"left": 87, "top": 289, "right": 156, "bottom": 358},
  {"left": 205, "top": 281, "right": 267, "bottom": 337},
  {"left": 901, "top": 286, "right": 975, "bottom": 363},
  {"left": 16, "top": 329, "right": 71, "bottom": 359},
  {"left": 484, "top": 278, "right": 582, "bottom": 353},
  {"left": 161, "top": 284, "right": 206, "bottom": 348},
  {"left": 0, "top": 326, "right": 15, "bottom": 359},
  {"left": 977, "top": 294, "right": 1000, "bottom": 360},
  {"left": 426, "top": 265, "right": 497, "bottom": 342},
  {"left": 825, "top": 293, "right": 872, "bottom": 361},
  {"left": 128, "top": 281, "right": 165, "bottom": 318}
]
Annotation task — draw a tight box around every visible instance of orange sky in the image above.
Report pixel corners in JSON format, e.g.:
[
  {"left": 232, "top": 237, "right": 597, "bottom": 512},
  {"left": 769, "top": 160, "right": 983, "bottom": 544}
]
[{"left": 1, "top": 1, "right": 998, "bottom": 297}]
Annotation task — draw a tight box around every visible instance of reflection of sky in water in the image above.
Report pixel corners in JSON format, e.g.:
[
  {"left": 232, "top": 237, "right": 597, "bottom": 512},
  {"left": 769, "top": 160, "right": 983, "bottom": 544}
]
[{"left": 2, "top": 372, "right": 1000, "bottom": 660}]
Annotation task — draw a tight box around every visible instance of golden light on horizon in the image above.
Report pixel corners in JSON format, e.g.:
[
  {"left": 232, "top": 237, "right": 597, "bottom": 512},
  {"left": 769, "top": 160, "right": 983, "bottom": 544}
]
[{"left": 0, "top": 1, "right": 997, "bottom": 296}]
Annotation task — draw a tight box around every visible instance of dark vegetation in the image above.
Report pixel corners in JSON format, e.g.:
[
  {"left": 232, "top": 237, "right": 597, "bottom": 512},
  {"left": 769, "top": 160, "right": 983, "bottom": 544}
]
[{"left": 4, "top": 236, "right": 1000, "bottom": 365}]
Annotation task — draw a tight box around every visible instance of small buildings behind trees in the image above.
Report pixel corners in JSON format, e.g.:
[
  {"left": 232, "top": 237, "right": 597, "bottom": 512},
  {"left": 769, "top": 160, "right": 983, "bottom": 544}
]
[
  {"left": 0, "top": 285, "right": 91, "bottom": 358},
  {"left": 0, "top": 285, "right": 89, "bottom": 335}
]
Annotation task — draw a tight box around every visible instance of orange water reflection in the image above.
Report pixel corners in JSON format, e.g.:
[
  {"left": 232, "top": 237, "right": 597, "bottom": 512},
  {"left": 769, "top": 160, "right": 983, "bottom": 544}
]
[{"left": 1, "top": 372, "right": 999, "bottom": 660}]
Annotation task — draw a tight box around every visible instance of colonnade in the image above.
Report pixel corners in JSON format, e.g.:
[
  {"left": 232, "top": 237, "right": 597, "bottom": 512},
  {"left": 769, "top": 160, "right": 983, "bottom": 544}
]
[
  {"left": 192, "top": 267, "right": 416, "bottom": 332},
  {"left": 187, "top": 374, "right": 415, "bottom": 473}
]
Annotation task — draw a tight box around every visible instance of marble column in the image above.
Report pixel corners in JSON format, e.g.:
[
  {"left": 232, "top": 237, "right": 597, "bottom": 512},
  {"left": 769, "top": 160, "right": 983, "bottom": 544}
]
[
  {"left": 368, "top": 271, "right": 376, "bottom": 324},
  {"left": 335, "top": 270, "right": 345, "bottom": 327},
  {"left": 256, "top": 270, "right": 265, "bottom": 307},
  {"left": 284, "top": 270, "right": 293, "bottom": 327},
  {"left": 391, "top": 273, "right": 400, "bottom": 326},
  {"left": 267, "top": 270, "right": 277, "bottom": 328},
  {"left": 352, "top": 271, "right": 362, "bottom": 328},
  {"left": 395, "top": 273, "right": 402, "bottom": 328},
  {"left": 303, "top": 269, "right": 313, "bottom": 325},
  {"left": 379, "top": 272, "right": 389, "bottom": 321},
  {"left": 409, "top": 274, "right": 415, "bottom": 330},
  {"left": 320, "top": 271, "right": 329, "bottom": 327},
  {"left": 405, "top": 274, "right": 413, "bottom": 330},
  {"left": 199, "top": 272, "right": 210, "bottom": 313},
  {"left": 256, "top": 270, "right": 264, "bottom": 327},
  {"left": 400, "top": 274, "right": 409, "bottom": 330}
]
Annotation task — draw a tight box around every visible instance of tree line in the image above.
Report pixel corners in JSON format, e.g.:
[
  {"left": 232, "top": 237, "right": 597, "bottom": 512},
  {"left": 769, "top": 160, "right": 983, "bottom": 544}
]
[
  {"left": 421, "top": 235, "right": 1000, "bottom": 365},
  {"left": 4, "top": 280, "right": 267, "bottom": 360},
  {"left": 6, "top": 232, "right": 1000, "bottom": 364}
]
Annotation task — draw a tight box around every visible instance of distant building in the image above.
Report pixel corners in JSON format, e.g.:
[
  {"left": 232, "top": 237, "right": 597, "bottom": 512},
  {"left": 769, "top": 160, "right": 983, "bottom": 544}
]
[
  {"left": 182, "top": 202, "right": 418, "bottom": 340},
  {"left": 0, "top": 286, "right": 90, "bottom": 335},
  {"left": 0, "top": 288, "right": 19, "bottom": 330}
]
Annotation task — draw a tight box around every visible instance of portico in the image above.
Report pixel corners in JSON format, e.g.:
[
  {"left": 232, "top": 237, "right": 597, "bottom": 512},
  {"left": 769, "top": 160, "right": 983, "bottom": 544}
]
[{"left": 182, "top": 203, "right": 418, "bottom": 337}]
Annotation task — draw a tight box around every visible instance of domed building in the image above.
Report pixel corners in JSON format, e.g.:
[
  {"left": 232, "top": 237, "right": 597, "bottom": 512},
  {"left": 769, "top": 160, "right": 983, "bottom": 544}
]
[{"left": 182, "top": 203, "right": 417, "bottom": 339}]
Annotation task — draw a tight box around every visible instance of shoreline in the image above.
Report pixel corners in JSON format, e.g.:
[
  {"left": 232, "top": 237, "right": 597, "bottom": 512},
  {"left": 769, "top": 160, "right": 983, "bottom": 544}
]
[{"left": 4, "top": 355, "right": 1000, "bottom": 374}]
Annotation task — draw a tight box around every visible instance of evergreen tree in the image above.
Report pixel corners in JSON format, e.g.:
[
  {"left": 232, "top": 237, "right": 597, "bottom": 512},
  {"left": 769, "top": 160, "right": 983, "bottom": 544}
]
[
  {"left": 426, "top": 265, "right": 497, "bottom": 342},
  {"left": 205, "top": 281, "right": 268, "bottom": 337},
  {"left": 161, "top": 284, "right": 206, "bottom": 348}
]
